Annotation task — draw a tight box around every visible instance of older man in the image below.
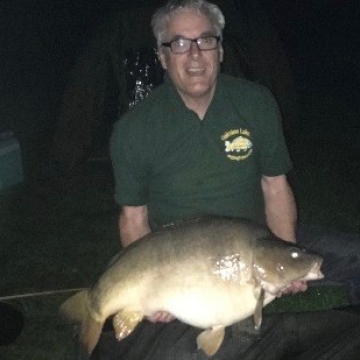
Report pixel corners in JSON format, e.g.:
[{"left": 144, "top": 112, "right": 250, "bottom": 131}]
[
  {"left": 113, "top": 1, "right": 297, "bottom": 245},
  {"left": 112, "top": 0, "right": 302, "bottom": 294},
  {"left": 86, "top": 1, "right": 360, "bottom": 359}
]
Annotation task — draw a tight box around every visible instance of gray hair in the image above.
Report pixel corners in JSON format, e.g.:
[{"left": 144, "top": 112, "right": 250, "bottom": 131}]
[{"left": 151, "top": 0, "right": 225, "bottom": 48}]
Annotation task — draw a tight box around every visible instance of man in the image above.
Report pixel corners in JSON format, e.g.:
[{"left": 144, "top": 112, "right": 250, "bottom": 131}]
[
  {"left": 90, "top": 0, "right": 360, "bottom": 358},
  {"left": 114, "top": 0, "right": 296, "bottom": 245}
]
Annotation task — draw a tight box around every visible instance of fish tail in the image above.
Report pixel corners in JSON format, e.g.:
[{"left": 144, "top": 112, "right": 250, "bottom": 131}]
[
  {"left": 79, "top": 314, "right": 104, "bottom": 355},
  {"left": 59, "top": 290, "right": 89, "bottom": 322},
  {"left": 59, "top": 290, "right": 104, "bottom": 355}
]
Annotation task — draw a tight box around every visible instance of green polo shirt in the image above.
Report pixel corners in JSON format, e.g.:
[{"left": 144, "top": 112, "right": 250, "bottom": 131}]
[{"left": 110, "top": 74, "right": 292, "bottom": 229}]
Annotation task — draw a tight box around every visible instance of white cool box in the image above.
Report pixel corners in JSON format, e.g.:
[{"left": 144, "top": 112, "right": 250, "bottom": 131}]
[{"left": 0, "top": 137, "right": 24, "bottom": 190}]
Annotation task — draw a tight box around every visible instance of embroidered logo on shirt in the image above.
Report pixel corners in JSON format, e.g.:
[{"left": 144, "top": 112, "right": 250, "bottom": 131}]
[{"left": 221, "top": 129, "right": 253, "bottom": 161}]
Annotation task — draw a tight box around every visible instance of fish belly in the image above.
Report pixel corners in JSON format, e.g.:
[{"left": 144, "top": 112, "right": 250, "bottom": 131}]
[{"left": 141, "top": 281, "right": 264, "bottom": 329}]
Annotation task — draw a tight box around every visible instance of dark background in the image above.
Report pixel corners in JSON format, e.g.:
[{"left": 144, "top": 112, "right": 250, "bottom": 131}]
[
  {"left": 1, "top": 0, "right": 359, "bottom": 151},
  {"left": 0, "top": 3, "right": 359, "bottom": 357}
]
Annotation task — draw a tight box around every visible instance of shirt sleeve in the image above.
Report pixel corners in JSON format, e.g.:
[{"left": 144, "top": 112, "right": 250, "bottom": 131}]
[
  {"left": 110, "top": 116, "right": 149, "bottom": 206},
  {"left": 253, "top": 86, "right": 293, "bottom": 176}
]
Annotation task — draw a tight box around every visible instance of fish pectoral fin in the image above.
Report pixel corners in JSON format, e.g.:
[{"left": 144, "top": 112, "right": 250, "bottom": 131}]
[
  {"left": 113, "top": 309, "right": 144, "bottom": 341},
  {"left": 253, "top": 287, "right": 265, "bottom": 331},
  {"left": 197, "top": 326, "right": 225, "bottom": 356}
]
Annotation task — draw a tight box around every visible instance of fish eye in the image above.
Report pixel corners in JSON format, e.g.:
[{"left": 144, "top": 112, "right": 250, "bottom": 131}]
[{"left": 290, "top": 249, "right": 301, "bottom": 259}]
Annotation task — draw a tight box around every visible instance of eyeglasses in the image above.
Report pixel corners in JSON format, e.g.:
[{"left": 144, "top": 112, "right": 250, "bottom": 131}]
[{"left": 161, "top": 35, "right": 220, "bottom": 54}]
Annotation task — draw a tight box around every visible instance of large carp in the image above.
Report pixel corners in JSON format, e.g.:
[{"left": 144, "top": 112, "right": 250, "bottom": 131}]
[{"left": 60, "top": 216, "right": 323, "bottom": 357}]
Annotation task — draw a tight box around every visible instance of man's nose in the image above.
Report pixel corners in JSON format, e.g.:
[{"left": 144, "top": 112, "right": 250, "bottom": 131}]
[{"left": 189, "top": 41, "right": 200, "bottom": 58}]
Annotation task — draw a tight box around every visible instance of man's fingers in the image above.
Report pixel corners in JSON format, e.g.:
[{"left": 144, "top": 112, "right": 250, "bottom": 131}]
[
  {"left": 279, "top": 281, "right": 308, "bottom": 296},
  {"left": 147, "top": 311, "right": 175, "bottom": 323}
]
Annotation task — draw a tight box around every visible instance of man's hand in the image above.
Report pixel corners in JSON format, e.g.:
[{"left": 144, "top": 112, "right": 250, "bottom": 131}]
[
  {"left": 147, "top": 311, "right": 175, "bottom": 323},
  {"left": 279, "top": 280, "right": 308, "bottom": 296}
]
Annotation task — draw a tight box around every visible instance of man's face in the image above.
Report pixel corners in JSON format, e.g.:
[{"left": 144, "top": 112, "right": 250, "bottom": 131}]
[{"left": 158, "top": 9, "right": 224, "bottom": 104}]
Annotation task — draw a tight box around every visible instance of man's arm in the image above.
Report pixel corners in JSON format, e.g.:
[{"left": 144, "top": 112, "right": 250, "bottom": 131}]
[
  {"left": 261, "top": 174, "right": 307, "bottom": 294},
  {"left": 261, "top": 174, "right": 297, "bottom": 243},
  {"left": 119, "top": 205, "right": 151, "bottom": 247}
]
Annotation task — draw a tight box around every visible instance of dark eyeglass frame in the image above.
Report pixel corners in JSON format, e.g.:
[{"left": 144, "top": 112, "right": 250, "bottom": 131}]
[{"left": 161, "top": 35, "right": 221, "bottom": 54}]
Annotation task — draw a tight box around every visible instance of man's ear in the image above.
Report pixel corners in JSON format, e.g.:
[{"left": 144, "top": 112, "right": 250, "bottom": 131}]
[
  {"left": 219, "top": 44, "right": 224, "bottom": 63},
  {"left": 157, "top": 49, "right": 168, "bottom": 70}
]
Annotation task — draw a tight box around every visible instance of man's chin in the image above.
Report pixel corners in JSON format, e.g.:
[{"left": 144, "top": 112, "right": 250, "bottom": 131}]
[{"left": 180, "top": 83, "right": 215, "bottom": 99}]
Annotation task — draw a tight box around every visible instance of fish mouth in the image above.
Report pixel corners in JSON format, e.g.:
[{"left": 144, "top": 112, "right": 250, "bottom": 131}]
[
  {"left": 256, "top": 260, "right": 324, "bottom": 296},
  {"left": 300, "top": 260, "right": 324, "bottom": 281}
]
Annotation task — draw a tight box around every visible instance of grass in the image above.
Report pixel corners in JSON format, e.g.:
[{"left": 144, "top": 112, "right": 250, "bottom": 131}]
[
  {"left": 0, "top": 162, "right": 120, "bottom": 359},
  {"left": 1, "top": 81, "right": 359, "bottom": 360}
]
